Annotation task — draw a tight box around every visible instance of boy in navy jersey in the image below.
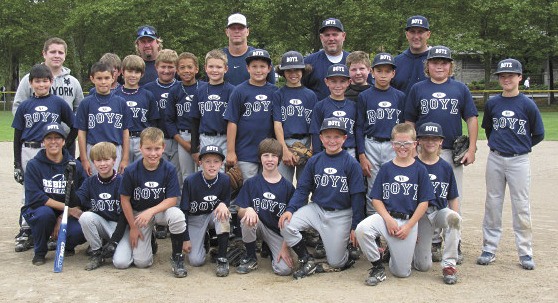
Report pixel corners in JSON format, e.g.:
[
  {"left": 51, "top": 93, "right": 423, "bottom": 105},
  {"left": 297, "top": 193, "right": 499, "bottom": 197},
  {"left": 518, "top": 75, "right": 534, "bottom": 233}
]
[
  {"left": 344, "top": 51, "right": 371, "bottom": 101},
  {"left": 412, "top": 122, "right": 461, "bottom": 284},
  {"left": 477, "top": 59, "right": 544, "bottom": 270},
  {"left": 77, "top": 62, "right": 131, "bottom": 176},
  {"left": 116, "top": 55, "right": 160, "bottom": 163},
  {"left": 356, "top": 53, "right": 405, "bottom": 215},
  {"left": 77, "top": 142, "right": 123, "bottom": 270},
  {"left": 273, "top": 51, "right": 317, "bottom": 184},
  {"left": 12, "top": 64, "right": 77, "bottom": 252},
  {"left": 224, "top": 49, "right": 277, "bottom": 181},
  {"left": 119, "top": 127, "right": 187, "bottom": 277},
  {"left": 234, "top": 138, "right": 295, "bottom": 276},
  {"left": 180, "top": 145, "right": 231, "bottom": 277},
  {"left": 355, "top": 123, "right": 434, "bottom": 286},
  {"left": 280, "top": 117, "right": 365, "bottom": 279},
  {"left": 310, "top": 64, "right": 357, "bottom": 157}
]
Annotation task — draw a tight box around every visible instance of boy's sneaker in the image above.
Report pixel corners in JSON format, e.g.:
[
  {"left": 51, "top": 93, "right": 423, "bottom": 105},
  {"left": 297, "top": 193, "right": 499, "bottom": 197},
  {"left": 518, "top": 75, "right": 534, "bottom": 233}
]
[
  {"left": 236, "top": 257, "right": 258, "bottom": 274},
  {"left": 443, "top": 266, "right": 458, "bottom": 284},
  {"left": 293, "top": 257, "right": 317, "bottom": 279},
  {"left": 216, "top": 258, "right": 230, "bottom": 277},
  {"left": 431, "top": 242, "right": 442, "bottom": 262},
  {"left": 85, "top": 250, "right": 104, "bottom": 271},
  {"left": 171, "top": 253, "right": 187, "bottom": 278},
  {"left": 476, "top": 251, "right": 496, "bottom": 265},
  {"left": 32, "top": 255, "right": 46, "bottom": 266},
  {"left": 15, "top": 229, "right": 33, "bottom": 252},
  {"left": 519, "top": 255, "right": 535, "bottom": 270},
  {"left": 365, "top": 263, "right": 386, "bottom": 286},
  {"left": 155, "top": 225, "right": 167, "bottom": 239},
  {"left": 457, "top": 242, "right": 464, "bottom": 265},
  {"left": 313, "top": 243, "right": 326, "bottom": 259}
]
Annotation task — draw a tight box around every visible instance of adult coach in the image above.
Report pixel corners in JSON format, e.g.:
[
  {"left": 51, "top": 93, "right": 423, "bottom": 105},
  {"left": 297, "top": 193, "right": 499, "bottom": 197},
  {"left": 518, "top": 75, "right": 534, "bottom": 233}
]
[
  {"left": 392, "top": 15, "right": 431, "bottom": 97},
  {"left": 302, "top": 18, "right": 350, "bottom": 101},
  {"left": 136, "top": 25, "right": 162, "bottom": 86},
  {"left": 223, "top": 13, "right": 275, "bottom": 85}
]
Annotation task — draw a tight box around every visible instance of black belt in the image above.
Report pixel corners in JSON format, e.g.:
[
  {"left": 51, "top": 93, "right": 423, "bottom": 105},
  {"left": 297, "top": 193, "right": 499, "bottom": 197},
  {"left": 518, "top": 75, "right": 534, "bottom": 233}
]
[
  {"left": 130, "top": 131, "right": 142, "bottom": 137},
  {"left": 366, "top": 135, "right": 390, "bottom": 142},
  {"left": 23, "top": 142, "right": 42, "bottom": 148},
  {"left": 202, "top": 132, "right": 226, "bottom": 136},
  {"left": 389, "top": 211, "right": 412, "bottom": 220},
  {"left": 491, "top": 149, "right": 527, "bottom": 158},
  {"left": 179, "top": 129, "right": 190, "bottom": 132},
  {"left": 288, "top": 134, "right": 307, "bottom": 140},
  {"left": 322, "top": 206, "right": 337, "bottom": 211}
]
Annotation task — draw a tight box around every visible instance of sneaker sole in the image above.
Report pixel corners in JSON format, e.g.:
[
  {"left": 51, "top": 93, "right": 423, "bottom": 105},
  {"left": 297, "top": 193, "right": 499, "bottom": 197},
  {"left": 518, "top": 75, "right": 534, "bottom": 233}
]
[
  {"left": 236, "top": 264, "right": 258, "bottom": 274},
  {"left": 444, "top": 276, "right": 458, "bottom": 284},
  {"left": 476, "top": 256, "right": 495, "bottom": 265}
]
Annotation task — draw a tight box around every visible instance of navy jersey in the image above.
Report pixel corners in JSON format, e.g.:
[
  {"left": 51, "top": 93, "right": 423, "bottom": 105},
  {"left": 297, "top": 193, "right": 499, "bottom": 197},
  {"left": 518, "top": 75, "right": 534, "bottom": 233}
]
[
  {"left": 190, "top": 82, "right": 235, "bottom": 134},
  {"left": 392, "top": 49, "right": 429, "bottom": 96},
  {"left": 234, "top": 174, "right": 295, "bottom": 235},
  {"left": 119, "top": 159, "right": 181, "bottom": 211},
  {"left": 223, "top": 46, "right": 276, "bottom": 86},
  {"left": 139, "top": 60, "right": 157, "bottom": 87},
  {"left": 302, "top": 50, "right": 350, "bottom": 100},
  {"left": 310, "top": 97, "right": 357, "bottom": 153},
  {"left": 76, "top": 92, "right": 131, "bottom": 145},
  {"left": 272, "top": 86, "right": 318, "bottom": 138},
  {"left": 416, "top": 157, "right": 459, "bottom": 210},
  {"left": 143, "top": 79, "right": 180, "bottom": 138},
  {"left": 355, "top": 86, "right": 405, "bottom": 154},
  {"left": 77, "top": 173, "right": 123, "bottom": 222},
  {"left": 12, "top": 94, "right": 75, "bottom": 142},
  {"left": 223, "top": 81, "right": 278, "bottom": 163},
  {"left": 370, "top": 160, "right": 435, "bottom": 215},
  {"left": 287, "top": 150, "right": 365, "bottom": 229},
  {"left": 23, "top": 149, "right": 86, "bottom": 212},
  {"left": 180, "top": 171, "right": 231, "bottom": 215},
  {"left": 405, "top": 78, "right": 478, "bottom": 149},
  {"left": 482, "top": 93, "right": 545, "bottom": 155},
  {"left": 115, "top": 87, "right": 160, "bottom": 132},
  {"left": 166, "top": 81, "right": 207, "bottom": 137}
]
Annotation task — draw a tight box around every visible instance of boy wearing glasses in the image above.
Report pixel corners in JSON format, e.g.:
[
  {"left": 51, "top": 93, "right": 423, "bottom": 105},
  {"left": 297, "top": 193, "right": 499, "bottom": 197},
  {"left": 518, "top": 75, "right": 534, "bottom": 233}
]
[{"left": 355, "top": 123, "right": 434, "bottom": 286}]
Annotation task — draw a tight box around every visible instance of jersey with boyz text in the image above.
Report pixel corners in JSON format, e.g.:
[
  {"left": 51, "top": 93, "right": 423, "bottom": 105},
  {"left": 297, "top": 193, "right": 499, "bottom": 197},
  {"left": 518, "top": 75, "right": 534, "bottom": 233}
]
[
  {"left": 190, "top": 82, "right": 235, "bottom": 134},
  {"left": 115, "top": 87, "right": 160, "bottom": 132},
  {"left": 272, "top": 85, "right": 317, "bottom": 138},
  {"left": 143, "top": 79, "right": 180, "bottom": 138},
  {"left": 310, "top": 96, "right": 357, "bottom": 153},
  {"left": 416, "top": 157, "right": 458, "bottom": 210},
  {"left": 77, "top": 173, "right": 122, "bottom": 222},
  {"left": 166, "top": 81, "right": 207, "bottom": 137},
  {"left": 180, "top": 171, "right": 231, "bottom": 216}
]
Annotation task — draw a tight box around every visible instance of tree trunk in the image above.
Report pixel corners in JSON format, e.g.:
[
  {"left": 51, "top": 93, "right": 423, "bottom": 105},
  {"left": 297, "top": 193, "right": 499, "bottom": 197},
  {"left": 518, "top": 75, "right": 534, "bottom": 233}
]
[{"left": 483, "top": 53, "right": 492, "bottom": 104}]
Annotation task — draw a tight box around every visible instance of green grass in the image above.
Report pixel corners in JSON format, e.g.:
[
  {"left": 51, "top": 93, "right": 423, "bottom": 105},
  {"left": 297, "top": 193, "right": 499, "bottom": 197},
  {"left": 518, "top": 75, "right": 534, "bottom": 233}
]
[{"left": 0, "top": 110, "right": 556, "bottom": 142}]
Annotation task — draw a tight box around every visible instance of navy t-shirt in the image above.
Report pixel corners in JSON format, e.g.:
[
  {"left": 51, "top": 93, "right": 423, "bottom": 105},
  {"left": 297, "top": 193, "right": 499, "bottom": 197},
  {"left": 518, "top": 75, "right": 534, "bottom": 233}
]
[
  {"left": 416, "top": 157, "right": 459, "bottom": 210},
  {"left": 272, "top": 85, "right": 317, "bottom": 138}
]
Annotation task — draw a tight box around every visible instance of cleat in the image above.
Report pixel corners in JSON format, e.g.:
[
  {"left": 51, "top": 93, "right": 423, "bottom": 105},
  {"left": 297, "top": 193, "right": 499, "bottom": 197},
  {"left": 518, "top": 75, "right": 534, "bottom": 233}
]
[
  {"left": 443, "top": 266, "right": 458, "bottom": 284},
  {"left": 431, "top": 242, "right": 442, "bottom": 262},
  {"left": 32, "top": 255, "right": 46, "bottom": 266},
  {"left": 216, "top": 258, "right": 230, "bottom": 277},
  {"left": 171, "top": 253, "right": 187, "bottom": 278},
  {"left": 85, "top": 250, "right": 104, "bottom": 271},
  {"left": 15, "top": 229, "right": 33, "bottom": 252},
  {"left": 101, "top": 241, "right": 117, "bottom": 258},
  {"left": 236, "top": 257, "right": 258, "bottom": 274},
  {"left": 519, "top": 255, "right": 535, "bottom": 270},
  {"left": 476, "top": 251, "right": 496, "bottom": 265},
  {"left": 293, "top": 257, "right": 317, "bottom": 279},
  {"left": 365, "top": 263, "right": 386, "bottom": 286}
]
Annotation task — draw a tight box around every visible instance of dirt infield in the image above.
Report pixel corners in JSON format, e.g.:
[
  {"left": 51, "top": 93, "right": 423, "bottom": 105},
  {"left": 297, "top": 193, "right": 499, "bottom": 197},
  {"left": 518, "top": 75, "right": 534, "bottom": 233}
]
[{"left": 0, "top": 141, "right": 556, "bottom": 302}]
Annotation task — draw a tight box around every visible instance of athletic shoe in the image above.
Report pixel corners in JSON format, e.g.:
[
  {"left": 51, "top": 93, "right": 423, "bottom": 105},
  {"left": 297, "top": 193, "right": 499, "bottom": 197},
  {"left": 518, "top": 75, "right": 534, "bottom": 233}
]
[
  {"left": 519, "top": 255, "right": 535, "bottom": 270},
  {"left": 32, "top": 255, "right": 46, "bottom": 266},
  {"left": 457, "top": 241, "right": 464, "bottom": 265},
  {"left": 236, "top": 257, "right": 258, "bottom": 274},
  {"left": 431, "top": 242, "right": 442, "bottom": 262},
  {"left": 476, "top": 251, "right": 496, "bottom": 265},
  {"left": 171, "top": 253, "right": 187, "bottom": 278},
  {"left": 313, "top": 243, "right": 326, "bottom": 259},
  {"left": 293, "top": 257, "right": 317, "bottom": 279},
  {"left": 85, "top": 250, "right": 104, "bottom": 271},
  {"left": 47, "top": 237, "right": 57, "bottom": 251},
  {"left": 155, "top": 225, "right": 167, "bottom": 239},
  {"left": 101, "top": 241, "right": 117, "bottom": 258},
  {"left": 365, "top": 263, "right": 386, "bottom": 286},
  {"left": 216, "top": 258, "right": 230, "bottom": 277},
  {"left": 15, "top": 229, "right": 33, "bottom": 252},
  {"left": 443, "top": 266, "right": 458, "bottom": 284}
]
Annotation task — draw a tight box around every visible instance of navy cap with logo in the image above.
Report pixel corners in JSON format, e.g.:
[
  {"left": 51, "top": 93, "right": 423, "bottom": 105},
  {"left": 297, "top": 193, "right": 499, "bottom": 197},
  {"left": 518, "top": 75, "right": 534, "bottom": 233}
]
[
  {"left": 326, "top": 63, "right": 350, "bottom": 78},
  {"left": 320, "top": 117, "right": 347, "bottom": 134},
  {"left": 319, "top": 18, "right": 344, "bottom": 33},
  {"left": 42, "top": 123, "right": 67, "bottom": 140},
  {"left": 199, "top": 145, "right": 225, "bottom": 161},
  {"left": 427, "top": 45, "right": 453, "bottom": 61},
  {"left": 494, "top": 58, "right": 522, "bottom": 75},
  {"left": 417, "top": 122, "right": 444, "bottom": 138},
  {"left": 372, "top": 53, "right": 397, "bottom": 68},
  {"left": 405, "top": 15, "right": 430, "bottom": 30},
  {"left": 245, "top": 49, "right": 272, "bottom": 65},
  {"left": 279, "top": 51, "right": 305, "bottom": 70},
  {"left": 136, "top": 25, "right": 158, "bottom": 41}
]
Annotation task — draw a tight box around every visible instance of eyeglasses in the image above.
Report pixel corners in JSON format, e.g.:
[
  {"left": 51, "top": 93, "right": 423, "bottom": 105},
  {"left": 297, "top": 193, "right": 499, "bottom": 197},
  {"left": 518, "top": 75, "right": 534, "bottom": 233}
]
[{"left": 392, "top": 141, "right": 415, "bottom": 148}]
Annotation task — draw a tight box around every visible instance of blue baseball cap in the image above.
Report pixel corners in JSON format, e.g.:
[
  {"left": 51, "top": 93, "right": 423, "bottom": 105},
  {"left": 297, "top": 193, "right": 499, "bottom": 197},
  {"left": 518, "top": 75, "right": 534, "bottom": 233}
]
[
  {"left": 245, "top": 49, "right": 272, "bottom": 65},
  {"left": 427, "top": 46, "right": 453, "bottom": 61},
  {"left": 320, "top": 117, "right": 347, "bottom": 134},
  {"left": 372, "top": 53, "right": 396, "bottom": 68},
  {"left": 405, "top": 15, "right": 430, "bottom": 30},
  {"left": 42, "top": 123, "right": 67, "bottom": 140},
  {"left": 136, "top": 25, "right": 158, "bottom": 41},
  {"left": 417, "top": 122, "right": 444, "bottom": 138},
  {"left": 199, "top": 145, "right": 225, "bottom": 161},
  {"left": 326, "top": 64, "right": 350, "bottom": 78},
  {"left": 279, "top": 51, "right": 305, "bottom": 70},
  {"left": 494, "top": 58, "right": 522, "bottom": 75},
  {"left": 319, "top": 18, "right": 344, "bottom": 33}
]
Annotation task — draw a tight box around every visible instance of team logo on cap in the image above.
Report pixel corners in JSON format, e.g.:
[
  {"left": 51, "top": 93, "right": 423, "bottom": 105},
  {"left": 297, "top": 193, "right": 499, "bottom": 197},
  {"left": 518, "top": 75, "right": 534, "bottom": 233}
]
[
  {"left": 394, "top": 175, "right": 410, "bottom": 182},
  {"left": 252, "top": 50, "right": 265, "bottom": 56},
  {"left": 411, "top": 18, "right": 423, "bottom": 25},
  {"left": 432, "top": 92, "right": 446, "bottom": 98},
  {"left": 205, "top": 146, "right": 219, "bottom": 152},
  {"left": 501, "top": 62, "right": 513, "bottom": 68},
  {"left": 99, "top": 106, "right": 112, "bottom": 113},
  {"left": 126, "top": 101, "right": 138, "bottom": 107},
  {"left": 47, "top": 124, "right": 60, "bottom": 130},
  {"left": 328, "top": 120, "right": 342, "bottom": 127},
  {"left": 325, "top": 19, "right": 338, "bottom": 26},
  {"left": 263, "top": 192, "right": 276, "bottom": 199},
  {"left": 502, "top": 110, "right": 515, "bottom": 117},
  {"left": 35, "top": 106, "right": 48, "bottom": 112},
  {"left": 424, "top": 125, "right": 440, "bottom": 132},
  {"left": 380, "top": 54, "right": 392, "bottom": 61},
  {"left": 324, "top": 168, "right": 338, "bottom": 174},
  {"left": 203, "top": 195, "right": 218, "bottom": 202},
  {"left": 145, "top": 181, "right": 159, "bottom": 188},
  {"left": 99, "top": 193, "right": 112, "bottom": 199},
  {"left": 286, "top": 56, "right": 299, "bottom": 63},
  {"left": 435, "top": 48, "right": 448, "bottom": 55},
  {"left": 332, "top": 65, "right": 346, "bottom": 72}
]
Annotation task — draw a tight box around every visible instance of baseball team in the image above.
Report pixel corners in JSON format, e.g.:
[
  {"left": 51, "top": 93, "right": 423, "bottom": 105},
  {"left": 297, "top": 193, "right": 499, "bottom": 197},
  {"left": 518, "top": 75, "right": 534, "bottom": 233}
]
[{"left": 11, "top": 12, "right": 544, "bottom": 286}]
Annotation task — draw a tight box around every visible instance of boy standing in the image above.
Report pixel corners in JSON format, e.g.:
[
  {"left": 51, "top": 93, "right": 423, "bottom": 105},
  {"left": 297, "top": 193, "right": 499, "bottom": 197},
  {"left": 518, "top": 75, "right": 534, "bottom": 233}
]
[
  {"left": 279, "top": 118, "right": 365, "bottom": 279},
  {"left": 76, "top": 62, "right": 131, "bottom": 176},
  {"left": 344, "top": 51, "right": 372, "bottom": 101},
  {"left": 355, "top": 123, "right": 434, "bottom": 286},
  {"left": 224, "top": 49, "right": 278, "bottom": 180},
  {"left": 355, "top": 53, "right": 405, "bottom": 215},
  {"left": 477, "top": 59, "right": 544, "bottom": 270},
  {"left": 118, "top": 127, "right": 187, "bottom": 277},
  {"left": 180, "top": 145, "right": 231, "bottom": 277}
]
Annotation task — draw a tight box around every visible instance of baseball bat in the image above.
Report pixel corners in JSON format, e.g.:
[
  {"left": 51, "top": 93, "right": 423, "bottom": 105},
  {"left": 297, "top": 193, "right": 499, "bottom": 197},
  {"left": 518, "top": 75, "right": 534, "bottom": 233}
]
[{"left": 53, "top": 161, "right": 76, "bottom": 273}]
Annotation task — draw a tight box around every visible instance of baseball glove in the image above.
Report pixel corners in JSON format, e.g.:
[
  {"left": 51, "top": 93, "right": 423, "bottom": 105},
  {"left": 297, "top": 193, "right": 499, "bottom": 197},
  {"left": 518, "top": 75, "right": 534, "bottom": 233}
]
[
  {"left": 452, "top": 135, "right": 470, "bottom": 166},
  {"left": 227, "top": 238, "right": 247, "bottom": 267},
  {"left": 226, "top": 164, "right": 243, "bottom": 193},
  {"left": 289, "top": 141, "right": 312, "bottom": 166}
]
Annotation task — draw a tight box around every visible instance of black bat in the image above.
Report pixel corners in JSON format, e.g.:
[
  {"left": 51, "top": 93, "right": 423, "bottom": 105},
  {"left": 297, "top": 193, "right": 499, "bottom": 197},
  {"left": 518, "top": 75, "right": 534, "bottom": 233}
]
[{"left": 53, "top": 160, "right": 76, "bottom": 273}]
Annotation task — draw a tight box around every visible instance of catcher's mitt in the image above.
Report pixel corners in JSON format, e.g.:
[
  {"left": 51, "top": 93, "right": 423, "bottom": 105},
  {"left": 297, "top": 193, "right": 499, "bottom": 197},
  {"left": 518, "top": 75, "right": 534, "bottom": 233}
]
[
  {"left": 289, "top": 141, "right": 312, "bottom": 166},
  {"left": 226, "top": 164, "right": 243, "bottom": 193},
  {"left": 452, "top": 135, "right": 470, "bottom": 166},
  {"left": 227, "top": 238, "right": 247, "bottom": 267}
]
